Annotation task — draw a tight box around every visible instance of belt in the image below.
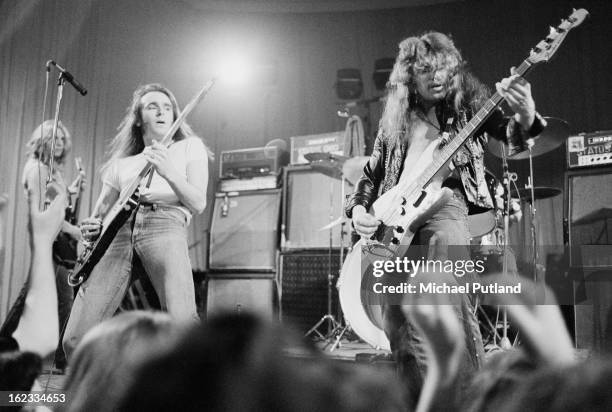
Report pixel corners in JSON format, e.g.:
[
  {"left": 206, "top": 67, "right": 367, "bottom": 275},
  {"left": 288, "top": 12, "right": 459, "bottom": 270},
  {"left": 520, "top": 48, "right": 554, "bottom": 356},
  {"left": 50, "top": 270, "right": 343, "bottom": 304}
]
[{"left": 139, "top": 202, "right": 160, "bottom": 211}]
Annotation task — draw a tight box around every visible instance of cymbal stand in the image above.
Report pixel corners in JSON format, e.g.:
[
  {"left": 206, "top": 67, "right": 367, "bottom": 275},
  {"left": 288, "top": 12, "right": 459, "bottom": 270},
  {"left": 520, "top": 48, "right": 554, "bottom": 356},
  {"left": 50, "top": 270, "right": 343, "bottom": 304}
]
[
  {"left": 498, "top": 147, "right": 517, "bottom": 349},
  {"left": 305, "top": 177, "right": 342, "bottom": 341},
  {"left": 525, "top": 140, "right": 539, "bottom": 282}
]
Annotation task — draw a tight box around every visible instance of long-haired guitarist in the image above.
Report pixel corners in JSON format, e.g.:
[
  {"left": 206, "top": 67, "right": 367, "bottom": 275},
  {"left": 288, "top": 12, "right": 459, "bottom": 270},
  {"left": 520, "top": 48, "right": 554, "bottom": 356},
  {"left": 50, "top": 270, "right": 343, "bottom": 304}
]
[
  {"left": 22, "top": 120, "right": 85, "bottom": 371},
  {"left": 63, "top": 84, "right": 210, "bottom": 359},
  {"left": 345, "top": 32, "right": 546, "bottom": 407}
]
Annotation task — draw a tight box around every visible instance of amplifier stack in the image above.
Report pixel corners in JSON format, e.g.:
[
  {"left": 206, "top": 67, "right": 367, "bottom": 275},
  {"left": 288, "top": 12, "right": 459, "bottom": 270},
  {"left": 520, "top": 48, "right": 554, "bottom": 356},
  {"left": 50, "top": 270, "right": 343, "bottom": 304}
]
[
  {"left": 206, "top": 145, "right": 287, "bottom": 319},
  {"left": 207, "top": 135, "right": 355, "bottom": 333}
]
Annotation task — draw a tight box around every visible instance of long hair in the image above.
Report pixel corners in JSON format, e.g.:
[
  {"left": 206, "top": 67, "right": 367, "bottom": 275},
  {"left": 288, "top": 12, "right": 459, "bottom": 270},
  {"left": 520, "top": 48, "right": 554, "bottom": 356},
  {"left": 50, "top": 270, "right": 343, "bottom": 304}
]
[
  {"left": 379, "top": 32, "right": 488, "bottom": 141},
  {"left": 62, "top": 311, "right": 183, "bottom": 412},
  {"left": 25, "top": 120, "right": 72, "bottom": 165},
  {"left": 100, "top": 83, "right": 199, "bottom": 176}
]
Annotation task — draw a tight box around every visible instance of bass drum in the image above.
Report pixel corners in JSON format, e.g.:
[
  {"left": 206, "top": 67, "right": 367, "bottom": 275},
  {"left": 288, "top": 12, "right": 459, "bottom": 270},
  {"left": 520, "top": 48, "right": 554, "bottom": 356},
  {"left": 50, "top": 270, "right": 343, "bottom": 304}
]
[{"left": 338, "top": 240, "right": 391, "bottom": 350}]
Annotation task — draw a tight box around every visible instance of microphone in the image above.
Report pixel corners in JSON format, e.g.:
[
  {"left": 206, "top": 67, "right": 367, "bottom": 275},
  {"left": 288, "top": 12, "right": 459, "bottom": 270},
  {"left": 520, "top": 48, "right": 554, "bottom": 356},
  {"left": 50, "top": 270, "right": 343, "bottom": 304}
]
[{"left": 47, "top": 60, "right": 88, "bottom": 96}]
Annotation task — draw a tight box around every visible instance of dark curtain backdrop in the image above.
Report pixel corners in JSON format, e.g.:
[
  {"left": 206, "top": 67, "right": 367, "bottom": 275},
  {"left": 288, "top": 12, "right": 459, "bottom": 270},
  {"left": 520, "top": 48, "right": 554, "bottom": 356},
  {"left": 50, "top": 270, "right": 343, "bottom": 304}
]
[{"left": 1, "top": 0, "right": 610, "bottom": 319}]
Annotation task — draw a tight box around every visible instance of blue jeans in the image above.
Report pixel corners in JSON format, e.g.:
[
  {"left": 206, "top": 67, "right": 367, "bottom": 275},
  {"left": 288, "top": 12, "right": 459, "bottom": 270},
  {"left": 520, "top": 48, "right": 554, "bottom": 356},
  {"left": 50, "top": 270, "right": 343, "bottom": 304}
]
[
  {"left": 63, "top": 205, "right": 198, "bottom": 359},
  {"left": 381, "top": 190, "right": 484, "bottom": 408}
]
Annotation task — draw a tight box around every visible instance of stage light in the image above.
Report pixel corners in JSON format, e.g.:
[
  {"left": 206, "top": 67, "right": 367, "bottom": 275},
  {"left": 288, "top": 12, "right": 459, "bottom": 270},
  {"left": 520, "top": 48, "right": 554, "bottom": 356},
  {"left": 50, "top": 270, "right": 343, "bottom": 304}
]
[
  {"left": 214, "top": 53, "right": 252, "bottom": 86},
  {"left": 335, "top": 68, "right": 363, "bottom": 100},
  {"left": 373, "top": 58, "right": 394, "bottom": 91}
]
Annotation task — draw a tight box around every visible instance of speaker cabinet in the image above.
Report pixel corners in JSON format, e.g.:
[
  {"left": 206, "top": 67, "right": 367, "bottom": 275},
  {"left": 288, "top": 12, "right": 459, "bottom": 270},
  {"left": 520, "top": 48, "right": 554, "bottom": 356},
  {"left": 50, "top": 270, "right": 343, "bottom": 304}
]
[
  {"left": 565, "top": 167, "right": 612, "bottom": 352},
  {"left": 209, "top": 189, "right": 281, "bottom": 270},
  {"left": 279, "top": 251, "right": 341, "bottom": 333},
  {"left": 205, "top": 273, "right": 276, "bottom": 320},
  {"left": 282, "top": 165, "right": 351, "bottom": 250}
]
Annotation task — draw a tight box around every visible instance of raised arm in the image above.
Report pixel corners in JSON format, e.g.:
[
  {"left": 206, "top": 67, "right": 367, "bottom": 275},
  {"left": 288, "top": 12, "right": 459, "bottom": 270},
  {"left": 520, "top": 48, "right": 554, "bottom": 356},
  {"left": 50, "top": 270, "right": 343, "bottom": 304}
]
[{"left": 12, "top": 182, "right": 67, "bottom": 356}]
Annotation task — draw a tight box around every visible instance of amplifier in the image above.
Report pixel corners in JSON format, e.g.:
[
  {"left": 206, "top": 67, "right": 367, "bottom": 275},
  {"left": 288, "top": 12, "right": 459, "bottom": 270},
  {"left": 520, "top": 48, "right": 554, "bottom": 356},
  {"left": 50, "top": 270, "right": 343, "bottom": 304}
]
[
  {"left": 209, "top": 189, "right": 281, "bottom": 271},
  {"left": 220, "top": 146, "right": 281, "bottom": 179},
  {"left": 567, "top": 131, "right": 612, "bottom": 169},
  {"left": 290, "top": 131, "right": 345, "bottom": 165},
  {"left": 205, "top": 273, "right": 276, "bottom": 320},
  {"left": 282, "top": 165, "right": 352, "bottom": 250},
  {"left": 219, "top": 175, "right": 278, "bottom": 192}
]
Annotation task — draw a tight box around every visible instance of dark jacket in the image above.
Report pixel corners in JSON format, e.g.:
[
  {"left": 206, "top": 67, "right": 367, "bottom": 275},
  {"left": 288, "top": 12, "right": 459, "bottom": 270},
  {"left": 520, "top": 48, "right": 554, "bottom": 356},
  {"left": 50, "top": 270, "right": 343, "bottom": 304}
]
[{"left": 345, "top": 105, "right": 546, "bottom": 218}]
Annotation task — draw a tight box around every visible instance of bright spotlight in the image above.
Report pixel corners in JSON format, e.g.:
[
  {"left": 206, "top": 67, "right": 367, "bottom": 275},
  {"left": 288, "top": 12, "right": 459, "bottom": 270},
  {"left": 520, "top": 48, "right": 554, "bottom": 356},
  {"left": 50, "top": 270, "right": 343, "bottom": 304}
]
[{"left": 215, "top": 54, "right": 252, "bottom": 86}]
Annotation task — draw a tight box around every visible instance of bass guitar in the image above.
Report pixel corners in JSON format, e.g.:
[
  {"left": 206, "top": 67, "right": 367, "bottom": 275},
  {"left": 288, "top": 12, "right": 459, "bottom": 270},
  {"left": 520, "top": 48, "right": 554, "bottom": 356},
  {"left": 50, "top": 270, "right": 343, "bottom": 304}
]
[
  {"left": 68, "top": 79, "right": 215, "bottom": 286},
  {"left": 338, "top": 9, "right": 589, "bottom": 350}
]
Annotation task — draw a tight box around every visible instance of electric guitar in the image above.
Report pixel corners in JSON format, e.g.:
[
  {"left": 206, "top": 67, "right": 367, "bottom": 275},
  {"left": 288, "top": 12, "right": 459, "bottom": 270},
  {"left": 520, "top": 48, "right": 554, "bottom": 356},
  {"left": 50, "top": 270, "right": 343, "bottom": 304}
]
[
  {"left": 338, "top": 9, "right": 589, "bottom": 350},
  {"left": 52, "top": 157, "right": 85, "bottom": 269},
  {"left": 68, "top": 79, "right": 215, "bottom": 286}
]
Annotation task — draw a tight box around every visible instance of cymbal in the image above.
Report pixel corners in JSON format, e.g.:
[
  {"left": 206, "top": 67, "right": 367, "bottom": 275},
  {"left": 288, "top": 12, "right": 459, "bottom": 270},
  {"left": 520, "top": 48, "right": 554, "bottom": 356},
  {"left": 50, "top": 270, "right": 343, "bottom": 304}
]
[
  {"left": 342, "top": 156, "right": 370, "bottom": 185},
  {"left": 304, "top": 152, "right": 349, "bottom": 163},
  {"left": 511, "top": 186, "right": 561, "bottom": 201},
  {"left": 305, "top": 152, "right": 348, "bottom": 180},
  {"left": 487, "top": 117, "right": 570, "bottom": 160},
  {"left": 572, "top": 207, "right": 612, "bottom": 225}
]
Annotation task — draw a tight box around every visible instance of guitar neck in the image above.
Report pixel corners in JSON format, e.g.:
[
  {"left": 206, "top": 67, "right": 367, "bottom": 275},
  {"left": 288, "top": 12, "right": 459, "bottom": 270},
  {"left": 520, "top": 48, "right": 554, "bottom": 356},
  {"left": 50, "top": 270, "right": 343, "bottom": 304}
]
[{"left": 416, "top": 59, "right": 532, "bottom": 188}]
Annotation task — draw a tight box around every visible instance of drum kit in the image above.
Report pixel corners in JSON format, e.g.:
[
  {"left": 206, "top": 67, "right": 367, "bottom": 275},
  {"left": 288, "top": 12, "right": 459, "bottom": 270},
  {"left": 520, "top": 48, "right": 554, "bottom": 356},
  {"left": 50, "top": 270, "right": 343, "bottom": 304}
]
[{"left": 303, "top": 117, "right": 570, "bottom": 352}]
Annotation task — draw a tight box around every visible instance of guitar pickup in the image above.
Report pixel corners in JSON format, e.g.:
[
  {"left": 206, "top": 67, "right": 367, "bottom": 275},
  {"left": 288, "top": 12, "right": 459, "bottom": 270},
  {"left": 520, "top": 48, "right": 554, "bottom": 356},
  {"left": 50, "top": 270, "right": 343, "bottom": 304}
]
[{"left": 413, "top": 190, "right": 427, "bottom": 208}]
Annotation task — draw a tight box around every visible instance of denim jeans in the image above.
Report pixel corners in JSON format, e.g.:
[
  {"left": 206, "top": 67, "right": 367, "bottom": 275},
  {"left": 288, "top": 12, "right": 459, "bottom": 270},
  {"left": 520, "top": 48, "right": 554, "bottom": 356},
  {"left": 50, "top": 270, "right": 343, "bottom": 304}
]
[
  {"left": 381, "top": 190, "right": 485, "bottom": 408},
  {"left": 63, "top": 205, "right": 198, "bottom": 359}
]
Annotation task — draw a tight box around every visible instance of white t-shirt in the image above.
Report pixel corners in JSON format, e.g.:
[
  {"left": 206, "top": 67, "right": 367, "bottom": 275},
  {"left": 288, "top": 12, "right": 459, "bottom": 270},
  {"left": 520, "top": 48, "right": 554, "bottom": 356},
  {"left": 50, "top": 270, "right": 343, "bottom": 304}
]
[{"left": 103, "top": 137, "right": 208, "bottom": 222}]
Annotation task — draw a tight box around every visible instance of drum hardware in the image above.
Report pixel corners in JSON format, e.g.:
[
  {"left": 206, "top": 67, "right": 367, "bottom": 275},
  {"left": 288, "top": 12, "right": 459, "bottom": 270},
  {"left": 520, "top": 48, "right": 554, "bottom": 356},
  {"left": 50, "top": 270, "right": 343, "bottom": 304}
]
[
  {"left": 468, "top": 169, "right": 503, "bottom": 239},
  {"left": 487, "top": 117, "right": 569, "bottom": 160},
  {"left": 303, "top": 152, "right": 349, "bottom": 181},
  {"left": 304, "top": 156, "right": 348, "bottom": 347},
  {"left": 478, "top": 118, "right": 568, "bottom": 350},
  {"left": 511, "top": 186, "right": 562, "bottom": 200}
]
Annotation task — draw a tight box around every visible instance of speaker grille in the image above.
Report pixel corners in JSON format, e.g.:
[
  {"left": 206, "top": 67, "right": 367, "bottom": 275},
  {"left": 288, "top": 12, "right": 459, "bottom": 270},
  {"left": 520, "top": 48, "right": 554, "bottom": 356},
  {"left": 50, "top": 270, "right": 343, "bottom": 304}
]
[
  {"left": 279, "top": 251, "right": 341, "bottom": 334},
  {"left": 209, "top": 189, "right": 281, "bottom": 270}
]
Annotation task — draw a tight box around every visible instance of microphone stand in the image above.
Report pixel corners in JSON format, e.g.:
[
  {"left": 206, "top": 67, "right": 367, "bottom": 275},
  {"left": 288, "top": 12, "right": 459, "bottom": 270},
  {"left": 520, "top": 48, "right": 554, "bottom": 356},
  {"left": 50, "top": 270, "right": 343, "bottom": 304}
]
[{"left": 44, "top": 72, "right": 67, "bottom": 209}]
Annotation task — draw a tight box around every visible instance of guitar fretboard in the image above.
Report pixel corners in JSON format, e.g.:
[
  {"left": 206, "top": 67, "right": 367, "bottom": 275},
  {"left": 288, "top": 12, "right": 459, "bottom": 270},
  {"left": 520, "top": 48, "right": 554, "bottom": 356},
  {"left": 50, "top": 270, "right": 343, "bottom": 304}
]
[{"left": 415, "top": 59, "right": 532, "bottom": 189}]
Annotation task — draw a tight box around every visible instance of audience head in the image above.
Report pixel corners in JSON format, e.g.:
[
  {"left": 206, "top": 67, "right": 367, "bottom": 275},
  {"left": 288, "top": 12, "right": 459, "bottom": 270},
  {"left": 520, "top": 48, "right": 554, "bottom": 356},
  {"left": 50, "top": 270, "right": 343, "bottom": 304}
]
[
  {"left": 62, "top": 311, "right": 183, "bottom": 412},
  {"left": 0, "top": 350, "right": 42, "bottom": 391},
  {"left": 496, "top": 356, "right": 612, "bottom": 412},
  {"left": 119, "top": 312, "right": 406, "bottom": 412}
]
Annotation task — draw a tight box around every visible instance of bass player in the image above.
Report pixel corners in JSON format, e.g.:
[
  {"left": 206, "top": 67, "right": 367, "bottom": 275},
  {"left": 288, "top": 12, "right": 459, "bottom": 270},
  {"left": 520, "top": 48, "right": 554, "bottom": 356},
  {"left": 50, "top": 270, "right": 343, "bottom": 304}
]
[{"left": 345, "top": 32, "right": 546, "bottom": 408}]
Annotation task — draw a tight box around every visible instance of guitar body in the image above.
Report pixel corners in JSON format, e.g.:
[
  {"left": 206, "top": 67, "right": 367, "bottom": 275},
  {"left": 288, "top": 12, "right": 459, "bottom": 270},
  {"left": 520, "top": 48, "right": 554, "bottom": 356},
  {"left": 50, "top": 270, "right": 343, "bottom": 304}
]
[
  {"left": 339, "top": 139, "right": 454, "bottom": 349},
  {"left": 368, "top": 138, "right": 454, "bottom": 256}
]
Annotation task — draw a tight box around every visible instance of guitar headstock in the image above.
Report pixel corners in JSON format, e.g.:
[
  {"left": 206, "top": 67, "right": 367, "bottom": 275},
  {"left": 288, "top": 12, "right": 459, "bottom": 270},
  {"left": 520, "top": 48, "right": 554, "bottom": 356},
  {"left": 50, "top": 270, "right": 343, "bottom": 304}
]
[{"left": 527, "top": 8, "right": 589, "bottom": 65}]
